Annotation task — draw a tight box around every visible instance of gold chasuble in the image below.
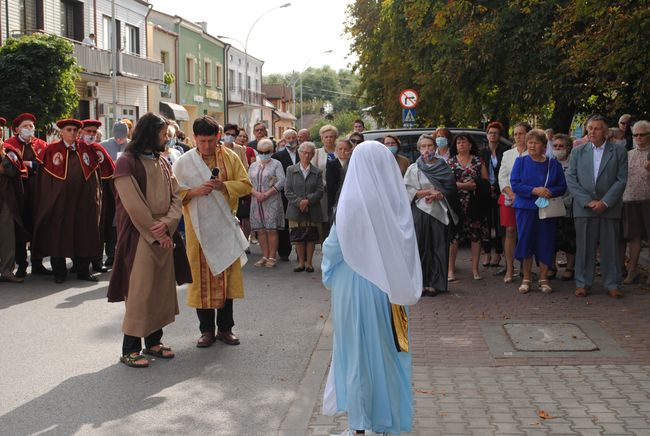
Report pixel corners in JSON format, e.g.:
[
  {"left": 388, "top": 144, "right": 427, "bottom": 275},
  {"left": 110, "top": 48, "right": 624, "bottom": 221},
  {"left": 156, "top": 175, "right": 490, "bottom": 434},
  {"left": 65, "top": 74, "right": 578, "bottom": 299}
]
[{"left": 180, "top": 146, "right": 252, "bottom": 309}]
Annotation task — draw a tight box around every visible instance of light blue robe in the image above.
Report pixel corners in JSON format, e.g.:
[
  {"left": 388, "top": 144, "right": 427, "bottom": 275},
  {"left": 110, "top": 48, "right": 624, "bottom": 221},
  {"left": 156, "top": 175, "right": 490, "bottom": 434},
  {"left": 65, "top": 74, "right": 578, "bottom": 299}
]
[{"left": 322, "top": 224, "right": 413, "bottom": 434}]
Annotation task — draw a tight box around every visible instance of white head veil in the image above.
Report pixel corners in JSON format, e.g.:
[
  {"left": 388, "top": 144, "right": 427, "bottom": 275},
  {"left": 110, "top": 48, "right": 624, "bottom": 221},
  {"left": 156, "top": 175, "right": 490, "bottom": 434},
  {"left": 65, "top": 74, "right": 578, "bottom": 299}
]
[{"left": 335, "top": 140, "right": 422, "bottom": 306}]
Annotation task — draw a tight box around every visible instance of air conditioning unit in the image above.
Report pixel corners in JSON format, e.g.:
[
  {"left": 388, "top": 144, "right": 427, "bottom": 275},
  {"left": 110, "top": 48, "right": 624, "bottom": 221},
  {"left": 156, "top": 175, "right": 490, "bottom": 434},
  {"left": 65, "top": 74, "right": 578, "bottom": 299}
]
[{"left": 87, "top": 84, "right": 98, "bottom": 99}]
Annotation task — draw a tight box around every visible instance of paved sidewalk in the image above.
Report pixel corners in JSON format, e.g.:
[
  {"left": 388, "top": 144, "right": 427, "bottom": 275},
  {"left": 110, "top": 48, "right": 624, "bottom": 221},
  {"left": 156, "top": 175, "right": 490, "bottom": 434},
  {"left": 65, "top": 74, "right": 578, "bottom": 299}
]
[{"left": 305, "top": 259, "right": 650, "bottom": 435}]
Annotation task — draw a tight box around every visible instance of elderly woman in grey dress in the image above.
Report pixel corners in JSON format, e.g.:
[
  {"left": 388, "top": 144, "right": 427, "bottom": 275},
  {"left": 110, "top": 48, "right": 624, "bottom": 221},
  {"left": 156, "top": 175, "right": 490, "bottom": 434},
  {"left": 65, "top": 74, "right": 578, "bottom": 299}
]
[
  {"left": 285, "top": 141, "right": 324, "bottom": 273},
  {"left": 249, "top": 138, "right": 285, "bottom": 268}
]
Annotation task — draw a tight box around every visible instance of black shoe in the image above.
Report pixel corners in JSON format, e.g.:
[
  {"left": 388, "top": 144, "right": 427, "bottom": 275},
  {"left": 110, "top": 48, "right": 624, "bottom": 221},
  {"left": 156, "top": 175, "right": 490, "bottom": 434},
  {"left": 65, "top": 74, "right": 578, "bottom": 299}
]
[
  {"left": 104, "top": 257, "right": 114, "bottom": 267},
  {"left": 15, "top": 266, "right": 27, "bottom": 278},
  {"left": 54, "top": 274, "right": 66, "bottom": 284},
  {"left": 31, "top": 264, "right": 53, "bottom": 275},
  {"left": 77, "top": 273, "right": 98, "bottom": 282},
  {"left": 306, "top": 266, "right": 315, "bottom": 273},
  {"left": 92, "top": 263, "right": 108, "bottom": 273},
  {"left": 293, "top": 266, "right": 305, "bottom": 272}
]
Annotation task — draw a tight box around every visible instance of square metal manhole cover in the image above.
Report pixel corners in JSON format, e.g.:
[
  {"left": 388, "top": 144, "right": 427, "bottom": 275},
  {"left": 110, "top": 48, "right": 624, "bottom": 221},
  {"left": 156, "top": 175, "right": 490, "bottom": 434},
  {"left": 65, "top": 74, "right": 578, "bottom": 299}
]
[
  {"left": 503, "top": 322, "right": 598, "bottom": 352},
  {"left": 479, "top": 320, "right": 628, "bottom": 358}
]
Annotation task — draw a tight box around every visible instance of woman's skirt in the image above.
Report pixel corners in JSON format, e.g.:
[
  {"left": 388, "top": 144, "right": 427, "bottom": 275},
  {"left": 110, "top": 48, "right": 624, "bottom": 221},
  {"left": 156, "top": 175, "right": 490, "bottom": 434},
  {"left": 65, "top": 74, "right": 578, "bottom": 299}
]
[
  {"left": 555, "top": 216, "right": 576, "bottom": 254},
  {"left": 236, "top": 195, "right": 251, "bottom": 220},
  {"left": 623, "top": 201, "right": 650, "bottom": 240},
  {"left": 412, "top": 205, "right": 450, "bottom": 292},
  {"left": 514, "top": 208, "right": 557, "bottom": 266},
  {"left": 498, "top": 194, "right": 517, "bottom": 228}
]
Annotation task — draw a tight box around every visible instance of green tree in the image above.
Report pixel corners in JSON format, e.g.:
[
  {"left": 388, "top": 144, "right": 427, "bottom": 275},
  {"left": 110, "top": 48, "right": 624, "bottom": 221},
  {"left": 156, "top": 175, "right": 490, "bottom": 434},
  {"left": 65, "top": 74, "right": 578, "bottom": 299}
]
[
  {"left": 0, "top": 33, "right": 81, "bottom": 129},
  {"left": 308, "top": 111, "right": 359, "bottom": 145}
]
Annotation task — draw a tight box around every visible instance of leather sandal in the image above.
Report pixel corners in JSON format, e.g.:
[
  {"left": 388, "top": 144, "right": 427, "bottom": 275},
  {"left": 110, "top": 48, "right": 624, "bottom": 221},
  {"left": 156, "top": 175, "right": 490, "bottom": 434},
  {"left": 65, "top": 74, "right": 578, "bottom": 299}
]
[
  {"left": 518, "top": 279, "right": 532, "bottom": 294},
  {"left": 539, "top": 279, "right": 553, "bottom": 294},
  {"left": 120, "top": 352, "right": 149, "bottom": 368},
  {"left": 143, "top": 344, "right": 175, "bottom": 359},
  {"left": 254, "top": 257, "right": 268, "bottom": 267},
  {"left": 575, "top": 287, "right": 588, "bottom": 297}
]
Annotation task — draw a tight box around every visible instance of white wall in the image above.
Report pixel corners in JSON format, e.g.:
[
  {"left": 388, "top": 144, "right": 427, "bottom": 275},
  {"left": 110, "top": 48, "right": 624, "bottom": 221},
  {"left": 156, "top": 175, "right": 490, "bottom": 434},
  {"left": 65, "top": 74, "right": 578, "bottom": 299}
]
[{"left": 95, "top": 0, "right": 148, "bottom": 57}]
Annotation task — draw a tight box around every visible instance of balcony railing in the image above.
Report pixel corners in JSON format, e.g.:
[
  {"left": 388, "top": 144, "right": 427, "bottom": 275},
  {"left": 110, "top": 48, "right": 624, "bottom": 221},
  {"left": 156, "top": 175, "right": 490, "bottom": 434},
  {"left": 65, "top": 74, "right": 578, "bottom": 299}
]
[
  {"left": 119, "top": 52, "right": 164, "bottom": 83},
  {"left": 10, "top": 29, "right": 163, "bottom": 83}
]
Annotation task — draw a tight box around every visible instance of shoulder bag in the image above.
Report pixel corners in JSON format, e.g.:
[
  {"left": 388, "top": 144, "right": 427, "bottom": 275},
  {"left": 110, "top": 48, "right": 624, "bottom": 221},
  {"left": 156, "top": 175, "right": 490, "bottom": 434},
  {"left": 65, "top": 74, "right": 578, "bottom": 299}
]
[{"left": 538, "top": 160, "right": 566, "bottom": 220}]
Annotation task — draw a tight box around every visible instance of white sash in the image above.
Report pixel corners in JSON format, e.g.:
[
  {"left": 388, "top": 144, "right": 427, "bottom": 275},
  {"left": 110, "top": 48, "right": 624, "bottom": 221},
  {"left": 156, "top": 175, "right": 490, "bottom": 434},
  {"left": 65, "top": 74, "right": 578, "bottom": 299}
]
[{"left": 172, "top": 149, "right": 248, "bottom": 276}]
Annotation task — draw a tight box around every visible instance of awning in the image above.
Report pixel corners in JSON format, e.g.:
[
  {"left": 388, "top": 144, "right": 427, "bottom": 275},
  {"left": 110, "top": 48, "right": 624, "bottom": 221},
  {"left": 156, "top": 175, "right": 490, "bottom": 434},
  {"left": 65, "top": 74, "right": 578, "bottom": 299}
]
[{"left": 159, "top": 101, "right": 190, "bottom": 121}]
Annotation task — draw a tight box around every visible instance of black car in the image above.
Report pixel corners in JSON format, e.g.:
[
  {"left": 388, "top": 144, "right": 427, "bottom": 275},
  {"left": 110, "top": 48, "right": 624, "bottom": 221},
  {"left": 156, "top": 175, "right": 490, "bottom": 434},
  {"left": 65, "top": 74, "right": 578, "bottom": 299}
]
[{"left": 361, "top": 128, "right": 512, "bottom": 163}]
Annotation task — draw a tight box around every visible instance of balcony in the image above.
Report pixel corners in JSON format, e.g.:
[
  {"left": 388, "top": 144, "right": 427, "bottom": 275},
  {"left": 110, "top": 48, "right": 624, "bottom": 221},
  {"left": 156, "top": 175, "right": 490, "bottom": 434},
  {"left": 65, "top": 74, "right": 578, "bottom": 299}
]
[
  {"left": 119, "top": 52, "right": 164, "bottom": 84},
  {"left": 73, "top": 43, "right": 112, "bottom": 77}
]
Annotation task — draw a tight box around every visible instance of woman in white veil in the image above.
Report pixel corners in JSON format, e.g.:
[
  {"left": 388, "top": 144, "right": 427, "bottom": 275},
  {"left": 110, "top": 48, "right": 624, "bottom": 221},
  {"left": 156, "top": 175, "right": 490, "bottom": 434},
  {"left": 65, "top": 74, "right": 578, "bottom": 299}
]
[{"left": 321, "top": 140, "right": 422, "bottom": 435}]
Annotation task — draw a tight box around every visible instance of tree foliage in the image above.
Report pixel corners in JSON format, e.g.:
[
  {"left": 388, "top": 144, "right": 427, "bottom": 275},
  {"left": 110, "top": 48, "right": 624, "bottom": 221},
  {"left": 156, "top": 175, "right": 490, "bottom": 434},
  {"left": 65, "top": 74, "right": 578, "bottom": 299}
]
[
  {"left": 0, "top": 34, "right": 81, "bottom": 129},
  {"left": 264, "top": 67, "right": 364, "bottom": 115},
  {"left": 345, "top": 0, "right": 650, "bottom": 132}
]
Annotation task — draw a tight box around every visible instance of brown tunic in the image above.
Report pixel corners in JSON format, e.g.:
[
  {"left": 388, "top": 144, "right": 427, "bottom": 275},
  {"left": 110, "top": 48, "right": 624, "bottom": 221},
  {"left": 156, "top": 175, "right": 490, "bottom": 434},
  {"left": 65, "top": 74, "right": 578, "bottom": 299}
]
[
  {"left": 108, "top": 152, "right": 186, "bottom": 337},
  {"left": 31, "top": 149, "right": 102, "bottom": 258}
]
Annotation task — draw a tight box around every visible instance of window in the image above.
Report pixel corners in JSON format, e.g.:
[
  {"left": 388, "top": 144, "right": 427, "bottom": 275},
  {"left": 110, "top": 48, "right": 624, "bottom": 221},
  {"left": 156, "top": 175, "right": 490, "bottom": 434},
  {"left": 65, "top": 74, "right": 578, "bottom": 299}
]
[
  {"left": 229, "top": 54, "right": 233, "bottom": 61},
  {"left": 60, "top": 0, "right": 84, "bottom": 41},
  {"left": 228, "top": 69, "right": 235, "bottom": 91},
  {"left": 215, "top": 64, "right": 223, "bottom": 88},
  {"left": 204, "top": 61, "right": 211, "bottom": 87},
  {"left": 247, "top": 75, "right": 251, "bottom": 90},
  {"left": 237, "top": 72, "right": 242, "bottom": 89},
  {"left": 186, "top": 57, "right": 195, "bottom": 84},
  {"left": 255, "top": 78, "right": 259, "bottom": 92},
  {"left": 125, "top": 24, "right": 140, "bottom": 55},
  {"left": 102, "top": 15, "right": 121, "bottom": 50},
  {"left": 160, "top": 50, "right": 170, "bottom": 72}
]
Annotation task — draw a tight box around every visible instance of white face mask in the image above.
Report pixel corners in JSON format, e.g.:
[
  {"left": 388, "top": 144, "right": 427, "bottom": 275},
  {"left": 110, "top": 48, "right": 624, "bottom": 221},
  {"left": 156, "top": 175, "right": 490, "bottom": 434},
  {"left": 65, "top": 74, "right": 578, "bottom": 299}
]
[
  {"left": 552, "top": 149, "right": 567, "bottom": 160},
  {"left": 82, "top": 134, "right": 95, "bottom": 143},
  {"left": 19, "top": 128, "right": 34, "bottom": 141}
]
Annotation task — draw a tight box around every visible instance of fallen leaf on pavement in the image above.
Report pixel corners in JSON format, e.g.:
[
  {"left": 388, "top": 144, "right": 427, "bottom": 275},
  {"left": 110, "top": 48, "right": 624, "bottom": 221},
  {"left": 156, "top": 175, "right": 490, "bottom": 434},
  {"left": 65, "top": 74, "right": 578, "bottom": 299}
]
[
  {"left": 538, "top": 410, "right": 556, "bottom": 420},
  {"left": 529, "top": 421, "right": 540, "bottom": 426},
  {"left": 414, "top": 388, "right": 435, "bottom": 395}
]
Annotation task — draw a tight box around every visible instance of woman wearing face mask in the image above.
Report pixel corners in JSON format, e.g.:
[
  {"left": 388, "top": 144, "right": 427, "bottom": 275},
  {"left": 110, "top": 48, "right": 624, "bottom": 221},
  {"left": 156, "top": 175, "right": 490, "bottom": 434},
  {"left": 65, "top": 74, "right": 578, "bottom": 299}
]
[
  {"left": 404, "top": 134, "right": 458, "bottom": 296},
  {"left": 434, "top": 127, "right": 454, "bottom": 162},
  {"left": 383, "top": 134, "right": 409, "bottom": 175},
  {"left": 161, "top": 123, "right": 182, "bottom": 166},
  {"left": 248, "top": 139, "right": 286, "bottom": 268},
  {"left": 222, "top": 123, "right": 249, "bottom": 171},
  {"left": 549, "top": 134, "right": 577, "bottom": 281}
]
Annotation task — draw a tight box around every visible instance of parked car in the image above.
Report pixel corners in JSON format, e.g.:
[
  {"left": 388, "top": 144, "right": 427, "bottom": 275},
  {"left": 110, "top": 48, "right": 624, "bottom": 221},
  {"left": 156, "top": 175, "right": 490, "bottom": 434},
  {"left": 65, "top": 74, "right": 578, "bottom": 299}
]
[{"left": 362, "top": 127, "right": 512, "bottom": 163}]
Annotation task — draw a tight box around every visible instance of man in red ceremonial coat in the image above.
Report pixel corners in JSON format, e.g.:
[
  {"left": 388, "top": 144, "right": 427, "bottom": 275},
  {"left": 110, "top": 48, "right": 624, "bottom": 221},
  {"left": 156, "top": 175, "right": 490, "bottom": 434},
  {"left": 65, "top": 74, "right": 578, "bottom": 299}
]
[
  {"left": 80, "top": 119, "right": 115, "bottom": 273},
  {"left": 0, "top": 117, "right": 26, "bottom": 282},
  {"left": 32, "top": 119, "right": 103, "bottom": 284},
  {"left": 4, "top": 113, "right": 50, "bottom": 277}
]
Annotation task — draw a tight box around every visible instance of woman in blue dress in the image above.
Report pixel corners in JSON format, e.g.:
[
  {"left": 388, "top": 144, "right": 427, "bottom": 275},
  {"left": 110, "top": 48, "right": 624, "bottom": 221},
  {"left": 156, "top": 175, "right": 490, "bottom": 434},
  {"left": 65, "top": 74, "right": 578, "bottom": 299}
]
[
  {"left": 510, "top": 129, "right": 567, "bottom": 294},
  {"left": 321, "top": 141, "right": 423, "bottom": 435}
]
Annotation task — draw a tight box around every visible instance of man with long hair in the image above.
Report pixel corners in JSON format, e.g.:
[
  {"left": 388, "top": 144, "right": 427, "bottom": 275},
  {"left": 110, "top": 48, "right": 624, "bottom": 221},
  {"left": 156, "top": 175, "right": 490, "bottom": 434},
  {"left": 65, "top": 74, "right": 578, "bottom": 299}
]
[
  {"left": 172, "top": 116, "right": 251, "bottom": 348},
  {"left": 107, "top": 112, "right": 190, "bottom": 368}
]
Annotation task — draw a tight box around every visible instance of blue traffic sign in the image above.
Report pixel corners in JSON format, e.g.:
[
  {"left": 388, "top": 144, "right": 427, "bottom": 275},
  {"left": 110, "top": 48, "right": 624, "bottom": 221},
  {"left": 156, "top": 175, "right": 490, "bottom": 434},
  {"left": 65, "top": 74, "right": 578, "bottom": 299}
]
[{"left": 402, "top": 109, "right": 416, "bottom": 123}]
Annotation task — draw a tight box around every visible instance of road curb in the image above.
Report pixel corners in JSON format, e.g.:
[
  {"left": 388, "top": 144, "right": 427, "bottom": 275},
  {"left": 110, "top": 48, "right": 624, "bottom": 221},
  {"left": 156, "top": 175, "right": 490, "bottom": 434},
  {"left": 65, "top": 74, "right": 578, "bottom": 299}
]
[{"left": 278, "top": 309, "right": 333, "bottom": 435}]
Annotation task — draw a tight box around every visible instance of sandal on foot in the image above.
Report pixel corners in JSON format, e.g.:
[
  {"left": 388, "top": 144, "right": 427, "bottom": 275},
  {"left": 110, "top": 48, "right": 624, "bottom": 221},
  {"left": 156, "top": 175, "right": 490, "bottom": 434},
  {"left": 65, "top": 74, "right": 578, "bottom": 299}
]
[
  {"left": 504, "top": 273, "right": 514, "bottom": 284},
  {"left": 265, "top": 258, "right": 277, "bottom": 268},
  {"left": 448, "top": 274, "right": 457, "bottom": 282},
  {"left": 254, "top": 257, "right": 268, "bottom": 267},
  {"left": 120, "top": 352, "right": 149, "bottom": 368},
  {"left": 143, "top": 344, "right": 175, "bottom": 359},
  {"left": 539, "top": 279, "right": 553, "bottom": 294},
  {"left": 518, "top": 279, "right": 532, "bottom": 294}
]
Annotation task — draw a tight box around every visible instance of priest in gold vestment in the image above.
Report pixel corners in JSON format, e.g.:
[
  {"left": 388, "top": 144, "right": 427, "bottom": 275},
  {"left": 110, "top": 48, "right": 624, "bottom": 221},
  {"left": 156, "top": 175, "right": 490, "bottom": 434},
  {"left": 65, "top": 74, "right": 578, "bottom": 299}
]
[{"left": 172, "top": 116, "right": 252, "bottom": 347}]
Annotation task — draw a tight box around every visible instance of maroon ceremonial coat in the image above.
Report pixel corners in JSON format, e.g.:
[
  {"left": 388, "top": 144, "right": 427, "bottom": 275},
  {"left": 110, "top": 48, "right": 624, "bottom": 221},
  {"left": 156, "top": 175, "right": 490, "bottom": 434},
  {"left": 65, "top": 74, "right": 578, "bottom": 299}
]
[
  {"left": 0, "top": 143, "right": 26, "bottom": 227},
  {"left": 31, "top": 140, "right": 103, "bottom": 258},
  {"left": 3, "top": 135, "right": 47, "bottom": 234}
]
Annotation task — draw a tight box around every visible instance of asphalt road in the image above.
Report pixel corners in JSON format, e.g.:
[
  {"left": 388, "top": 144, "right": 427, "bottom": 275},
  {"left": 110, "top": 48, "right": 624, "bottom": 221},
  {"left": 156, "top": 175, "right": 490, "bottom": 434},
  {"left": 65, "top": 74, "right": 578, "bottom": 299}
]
[{"left": 0, "top": 247, "right": 330, "bottom": 435}]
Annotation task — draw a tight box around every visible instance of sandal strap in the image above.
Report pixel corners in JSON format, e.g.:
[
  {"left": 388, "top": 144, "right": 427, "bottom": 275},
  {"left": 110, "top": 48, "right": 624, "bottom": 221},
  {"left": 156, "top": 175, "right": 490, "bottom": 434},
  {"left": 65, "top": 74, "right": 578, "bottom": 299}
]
[{"left": 123, "top": 353, "right": 148, "bottom": 362}]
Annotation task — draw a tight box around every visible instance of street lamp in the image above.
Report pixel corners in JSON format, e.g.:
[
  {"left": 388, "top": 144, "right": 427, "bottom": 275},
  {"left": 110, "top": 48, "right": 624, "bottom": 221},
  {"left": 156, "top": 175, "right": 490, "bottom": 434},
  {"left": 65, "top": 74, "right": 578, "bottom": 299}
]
[{"left": 299, "top": 49, "right": 333, "bottom": 129}]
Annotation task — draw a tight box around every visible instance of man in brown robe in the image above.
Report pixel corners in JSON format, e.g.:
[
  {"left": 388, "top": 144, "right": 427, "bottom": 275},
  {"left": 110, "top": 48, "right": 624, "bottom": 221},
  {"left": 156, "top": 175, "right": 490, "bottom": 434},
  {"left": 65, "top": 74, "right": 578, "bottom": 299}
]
[
  {"left": 4, "top": 113, "right": 50, "bottom": 277},
  {"left": 107, "top": 112, "right": 188, "bottom": 368},
  {"left": 32, "top": 118, "right": 102, "bottom": 283}
]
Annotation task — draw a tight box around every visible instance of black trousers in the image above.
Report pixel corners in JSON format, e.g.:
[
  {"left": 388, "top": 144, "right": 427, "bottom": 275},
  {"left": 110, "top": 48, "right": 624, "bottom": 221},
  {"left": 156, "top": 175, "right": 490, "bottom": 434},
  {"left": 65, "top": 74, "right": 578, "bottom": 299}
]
[
  {"left": 51, "top": 257, "right": 90, "bottom": 277},
  {"left": 122, "top": 329, "right": 163, "bottom": 355},
  {"left": 196, "top": 299, "right": 234, "bottom": 333},
  {"left": 105, "top": 226, "right": 117, "bottom": 259},
  {"left": 14, "top": 225, "right": 43, "bottom": 269},
  {"left": 277, "top": 221, "right": 292, "bottom": 258}
]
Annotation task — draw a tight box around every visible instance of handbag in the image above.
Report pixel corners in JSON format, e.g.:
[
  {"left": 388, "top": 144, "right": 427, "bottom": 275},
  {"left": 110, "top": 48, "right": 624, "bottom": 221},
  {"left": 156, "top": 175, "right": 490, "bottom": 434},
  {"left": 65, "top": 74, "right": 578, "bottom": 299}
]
[{"left": 538, "top": 161, "right": 566, "bottom": 219}]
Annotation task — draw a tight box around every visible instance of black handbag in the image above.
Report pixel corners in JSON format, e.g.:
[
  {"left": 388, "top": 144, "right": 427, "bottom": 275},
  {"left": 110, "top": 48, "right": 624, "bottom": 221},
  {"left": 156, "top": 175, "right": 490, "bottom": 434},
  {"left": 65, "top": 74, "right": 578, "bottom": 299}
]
[{"left": 289, "top": 222, "right": 319, "bottom": 242}]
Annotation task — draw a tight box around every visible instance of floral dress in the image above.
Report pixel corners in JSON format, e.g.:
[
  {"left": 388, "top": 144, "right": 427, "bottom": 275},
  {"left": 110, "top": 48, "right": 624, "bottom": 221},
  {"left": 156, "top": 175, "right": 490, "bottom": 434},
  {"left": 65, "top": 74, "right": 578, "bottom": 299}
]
[
  {"left": 248, "top": 159, "right": 285, "bottom": 231},
  {"left": 448, "top": 155, "right": 488, "bottom": 243}
]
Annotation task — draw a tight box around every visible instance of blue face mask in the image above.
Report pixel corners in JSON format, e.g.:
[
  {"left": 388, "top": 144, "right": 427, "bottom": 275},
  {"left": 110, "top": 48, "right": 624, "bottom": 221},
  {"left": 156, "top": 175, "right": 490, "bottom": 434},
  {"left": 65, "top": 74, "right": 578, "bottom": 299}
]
[
  {"left": 421, "top": 151, "right": 434, "bottom": 161},
  {"left": 387, "top": 145, "right": 398, "bottom": 155},
  {"left": 535, "top": 197, "right": 549, "bottom": 208},
  {"left": 222, "top": 134, "right": 235, "bottom": 143},
  {"left": 258, "top": 153, "right": 271, "bottom": 162},
  {"left": 435, "top": 137, "right": 448, "bottom": 148}
]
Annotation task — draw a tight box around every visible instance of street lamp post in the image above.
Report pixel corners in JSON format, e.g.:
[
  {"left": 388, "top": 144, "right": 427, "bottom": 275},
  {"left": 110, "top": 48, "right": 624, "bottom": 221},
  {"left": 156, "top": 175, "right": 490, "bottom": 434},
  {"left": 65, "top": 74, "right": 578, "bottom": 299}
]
[{"left": 299, "top": 50, "right": 333, "bottom": 129}]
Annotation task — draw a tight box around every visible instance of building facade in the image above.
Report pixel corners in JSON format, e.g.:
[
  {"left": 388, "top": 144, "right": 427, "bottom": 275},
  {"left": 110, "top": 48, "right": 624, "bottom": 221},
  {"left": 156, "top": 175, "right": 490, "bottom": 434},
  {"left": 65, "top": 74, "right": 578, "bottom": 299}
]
[
  {"left": 262, "top": 84, "right": 296, "bottom": 139},
  {"left": 225, "top": 45, "right": 264, "bottom": 136},
  {"left": 0, "top": 0, "right": 164, "bottom": 136}
]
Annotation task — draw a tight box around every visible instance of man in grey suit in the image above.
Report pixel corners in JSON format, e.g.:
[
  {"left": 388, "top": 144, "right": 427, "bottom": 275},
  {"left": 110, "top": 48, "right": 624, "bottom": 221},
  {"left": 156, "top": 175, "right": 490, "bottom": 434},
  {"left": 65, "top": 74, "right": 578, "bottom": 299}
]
[{"left": 566, "top": 114, "right": 628, "bottom": 298}]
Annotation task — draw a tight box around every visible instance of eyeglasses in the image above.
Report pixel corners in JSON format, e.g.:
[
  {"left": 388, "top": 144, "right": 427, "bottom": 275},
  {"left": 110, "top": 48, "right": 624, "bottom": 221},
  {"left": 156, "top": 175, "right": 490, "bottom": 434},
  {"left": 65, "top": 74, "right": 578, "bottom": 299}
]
[
  {"left": 254, "top": 128, "right": 265, "bottom": 132},
  {"left": 632, "top": 133, "right": 649, "bottom": 137},
  {"left": 487, "top": 131, "right": 499, "bottom": 136},
  {"left": 257, "top": 150, "right": 271, "bottom": 155},
  {"left": 349, "top": 139, "right": 361, "bottom": 144}
]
